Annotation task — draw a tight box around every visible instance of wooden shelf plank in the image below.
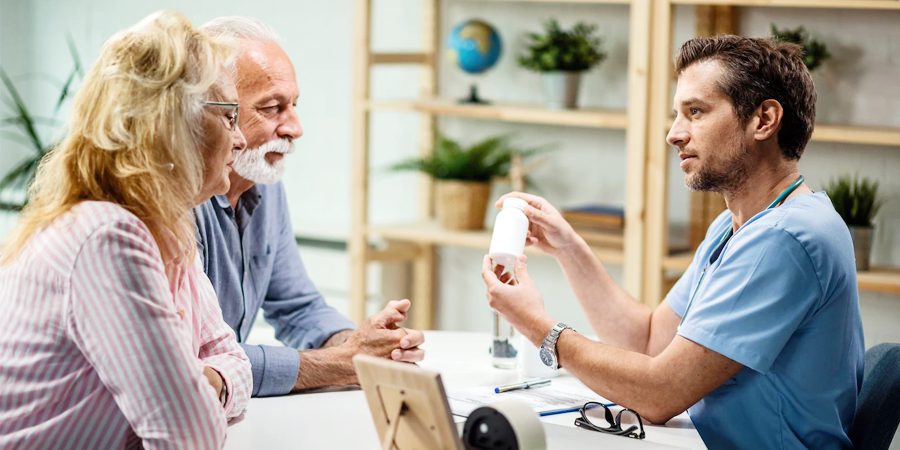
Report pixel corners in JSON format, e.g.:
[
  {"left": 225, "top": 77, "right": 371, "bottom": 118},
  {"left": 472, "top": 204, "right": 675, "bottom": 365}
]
[
  {"left": 369, "top": 222, "right": 491, "bottom": 249},
  {"left": 370, "top": 52, "right": 432, "bottom": 65},
  {"left": 665, "top": 117, "right": 900, "bottom": 148},
  {"left": 368, "top": 99, "right": 628, "bottom": 129},
  {"left": 812, "top": 124, "right": 900, "bottom": 147},
  {"left": 665, "top": 252, "right": 900, "bottom": 295},
  {"left": 477, "top": 0, "right": 630, "bottom": 4},
  {"left": 670, "top": 0, "right": 900, "bottom": 10},
  {"left": 858, "top": 268, "right": 900, "bottom": 295},
  {"left": 367, "top": 222, "right": 626, "bottom": 264}
]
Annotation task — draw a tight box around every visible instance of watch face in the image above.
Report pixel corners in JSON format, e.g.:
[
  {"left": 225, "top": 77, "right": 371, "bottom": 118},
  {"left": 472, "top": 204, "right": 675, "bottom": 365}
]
[{"left": 539, "top": 348, "right": 554, "bottom": 367}]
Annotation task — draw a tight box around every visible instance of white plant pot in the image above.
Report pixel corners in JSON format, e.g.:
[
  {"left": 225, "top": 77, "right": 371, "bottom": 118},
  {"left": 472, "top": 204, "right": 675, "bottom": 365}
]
[
  {"left": 849, "top": 225, "right": 874, "bottom": 271},
  {"left": 541, "top": 71, "right": 582, "bottom": 109}
]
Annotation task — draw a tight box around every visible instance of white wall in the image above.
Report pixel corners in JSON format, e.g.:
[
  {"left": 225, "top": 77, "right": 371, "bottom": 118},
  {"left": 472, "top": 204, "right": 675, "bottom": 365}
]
[{"left": 0, "top": 1, "right": 898, "bottom": 348}]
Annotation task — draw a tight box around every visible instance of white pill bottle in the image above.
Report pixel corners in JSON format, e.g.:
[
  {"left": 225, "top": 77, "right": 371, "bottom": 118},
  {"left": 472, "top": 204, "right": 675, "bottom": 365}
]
[
  {"left": 488, "top": 198, "right": 530, "bottom": 276},
  {"left": 487, "top": 197, "right": 529, "bottom": 369}
]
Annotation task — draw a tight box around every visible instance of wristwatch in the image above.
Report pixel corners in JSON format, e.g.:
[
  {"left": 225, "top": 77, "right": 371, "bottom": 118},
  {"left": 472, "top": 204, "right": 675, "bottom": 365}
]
[{"left": 539, "top": 322, "right": 573, "bottom": 369}]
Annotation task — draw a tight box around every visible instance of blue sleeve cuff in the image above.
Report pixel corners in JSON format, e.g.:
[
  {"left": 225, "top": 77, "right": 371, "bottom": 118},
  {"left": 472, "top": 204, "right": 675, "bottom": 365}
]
[
  {"left": 278, "top": 314, "right": 356, "bottom": 350},
  {"left": 241, "top": 343, "right": 300, "bottom": 397},
  {"left": 310, "top": 317, "right": 356, "bottom": 348}
]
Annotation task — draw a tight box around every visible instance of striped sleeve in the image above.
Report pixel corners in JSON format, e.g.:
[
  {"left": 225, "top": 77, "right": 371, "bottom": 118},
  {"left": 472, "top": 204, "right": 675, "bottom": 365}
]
[
  {"left": 193, "top": 258, "right": 252, "bottom": 418},
  {"left": 66, "top": 216, "right": 227, "bottom": 450}
]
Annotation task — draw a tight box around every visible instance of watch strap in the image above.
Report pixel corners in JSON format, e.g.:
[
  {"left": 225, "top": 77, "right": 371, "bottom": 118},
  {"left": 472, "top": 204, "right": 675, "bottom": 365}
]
[{"left": 541, "top": 322, "right": 573, "bottom": 369}]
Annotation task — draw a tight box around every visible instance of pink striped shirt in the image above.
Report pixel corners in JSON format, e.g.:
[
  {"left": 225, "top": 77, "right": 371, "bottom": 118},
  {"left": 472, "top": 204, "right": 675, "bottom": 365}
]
[{"left": 0, "top": 201, "right": 251, "bottom": 449}]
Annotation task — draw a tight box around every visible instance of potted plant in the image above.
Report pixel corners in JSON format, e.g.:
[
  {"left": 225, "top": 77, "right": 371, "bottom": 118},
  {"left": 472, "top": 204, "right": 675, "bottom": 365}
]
[
  {"left": 0, "top": 37, "right": 82, "bottom": 208},
  {"left": 770, "top": 24, "right": 831, "bottom": 71},
  {"left": 518, "top": 19, "right": 606, "bottom": 110},
  {"left": 391, "top": 134, "right": 529, "bottom": 230},
  {"left": 825, "top": 175, "right": 883, "bottom": 271}
]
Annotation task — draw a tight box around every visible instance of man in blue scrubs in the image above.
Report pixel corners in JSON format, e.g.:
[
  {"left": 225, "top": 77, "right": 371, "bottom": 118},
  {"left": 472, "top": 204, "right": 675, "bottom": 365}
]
[
  {"left": 195, "top": 17, "right": 425, "bottom": 397},
  {"left": 481, "top": 35, "right": 863, "bottom": 448}
]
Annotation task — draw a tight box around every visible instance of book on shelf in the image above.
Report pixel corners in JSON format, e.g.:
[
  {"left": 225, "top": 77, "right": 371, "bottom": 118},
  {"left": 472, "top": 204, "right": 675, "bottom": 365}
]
[
  {"left": 562, "top": 204, "right": 624, "bottom": 230},
  {"left": 573, "top": 222, "right": 692, "bottom": 254}
]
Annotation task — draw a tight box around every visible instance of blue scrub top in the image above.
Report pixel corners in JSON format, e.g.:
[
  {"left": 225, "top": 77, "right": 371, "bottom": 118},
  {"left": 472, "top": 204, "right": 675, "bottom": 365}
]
[{"left": 665, "top": 192, "right": 864, "bottom": 449}]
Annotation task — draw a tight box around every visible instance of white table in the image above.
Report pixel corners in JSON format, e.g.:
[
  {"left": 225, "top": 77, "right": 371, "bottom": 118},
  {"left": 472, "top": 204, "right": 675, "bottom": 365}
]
[{"left": 224, "top": 331, "right": 706, "bottom": 449}]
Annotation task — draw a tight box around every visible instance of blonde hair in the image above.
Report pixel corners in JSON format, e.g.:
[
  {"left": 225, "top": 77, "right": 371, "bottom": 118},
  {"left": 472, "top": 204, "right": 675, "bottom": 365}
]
[{"left": 1, "top": 10, "right": 233, "bottom": 266}]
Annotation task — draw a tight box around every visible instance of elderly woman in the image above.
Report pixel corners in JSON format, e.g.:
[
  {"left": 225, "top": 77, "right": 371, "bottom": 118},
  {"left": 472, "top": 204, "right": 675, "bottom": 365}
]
[{"left": 0, "top": 11, "right": 251, "bottom": 449}]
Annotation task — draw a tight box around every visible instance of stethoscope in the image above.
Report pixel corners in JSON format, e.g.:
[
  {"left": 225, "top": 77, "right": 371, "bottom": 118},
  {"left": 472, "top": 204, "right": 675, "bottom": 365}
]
[{"left": 679, "top": 175, "right": 805, "bottom": 326}]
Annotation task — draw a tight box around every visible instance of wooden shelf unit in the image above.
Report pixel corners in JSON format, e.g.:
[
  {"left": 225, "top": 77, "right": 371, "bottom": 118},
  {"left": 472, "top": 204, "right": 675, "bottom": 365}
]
[
  {"left": 367, "top": 99, "right": 629, "bottom": 129},
  {"left": 367, "top": 222, "right": 627, "bottom": 264},
  {"left": 662, "top": 252, "right": 900, "bottom": 295},
  {"left": 352, "top": 0, "right": 654, "bottom": 329},
  {"left": 811, "top": 124, "right": 900, "bottom": 147},
  {"left": 857, "top": 269, "right": 900, "bottom": 295},
  {"left": 353, "top": 1, "right": 899, "bottom": 330},
  {"left": 643, "top": 2, "right": 900, "bottom": 305},
  {"left": 481, "top": 0, "right": 631, "bottom": 4},
  {"left": 669, "top": 0, "right": 900, "bottom": 10}
]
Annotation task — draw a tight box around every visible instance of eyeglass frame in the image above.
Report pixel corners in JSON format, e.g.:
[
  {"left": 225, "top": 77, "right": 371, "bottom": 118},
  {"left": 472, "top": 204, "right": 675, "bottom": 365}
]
[
  {"left": 204, "top": 101, "right": 240, "bottom": 132},
  {"left": 573, "top": 401, "right": 646, "bottom": 440}
]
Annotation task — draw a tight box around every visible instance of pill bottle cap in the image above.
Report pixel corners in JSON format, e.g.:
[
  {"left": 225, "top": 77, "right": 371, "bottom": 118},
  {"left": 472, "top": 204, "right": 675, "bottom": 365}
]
[{"left": 502, "top": 198, "right": 528, "bottom": 212}]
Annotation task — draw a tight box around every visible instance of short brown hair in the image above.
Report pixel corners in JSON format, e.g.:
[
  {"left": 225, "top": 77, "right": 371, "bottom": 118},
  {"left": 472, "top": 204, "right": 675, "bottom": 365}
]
[{"left": 675, "top": 35, "right": 816, "bottom": 160}]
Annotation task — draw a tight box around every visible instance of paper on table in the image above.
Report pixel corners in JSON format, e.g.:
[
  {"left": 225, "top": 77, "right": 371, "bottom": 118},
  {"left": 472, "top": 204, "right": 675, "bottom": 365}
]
[{"left": 447, "top": 376, "right": 605, "bottom": 417}]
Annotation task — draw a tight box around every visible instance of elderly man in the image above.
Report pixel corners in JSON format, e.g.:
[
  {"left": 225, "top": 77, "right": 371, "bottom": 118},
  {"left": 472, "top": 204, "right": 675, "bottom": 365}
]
[
  {"left": 195, "top": 17, "right": 424, "bottom": 397},
  {"left": 483, "top": 35, "right": 863, "bottom": 449}
]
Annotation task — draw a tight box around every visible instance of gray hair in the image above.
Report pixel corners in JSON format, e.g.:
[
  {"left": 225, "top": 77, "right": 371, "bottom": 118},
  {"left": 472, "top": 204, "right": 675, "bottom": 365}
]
[{"left": 200, "top": 16, "right": 280, "bottom": 43}]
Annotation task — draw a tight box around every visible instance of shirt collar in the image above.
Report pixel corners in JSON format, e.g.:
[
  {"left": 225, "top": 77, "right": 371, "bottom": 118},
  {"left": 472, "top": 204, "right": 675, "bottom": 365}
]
[
  {"left": 213, "top": 194, "right": 231, "bottom": 209},
  {"left": 213, "top": 184, "right": 262, "bottom": 215}
]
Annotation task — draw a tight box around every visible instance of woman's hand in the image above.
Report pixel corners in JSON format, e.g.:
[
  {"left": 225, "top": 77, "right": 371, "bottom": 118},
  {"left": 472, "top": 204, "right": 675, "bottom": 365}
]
[
  {"left": 495, "top": 192, "right": 582, "bottom": 259},
  {"left": 481, "top": 255, "right": 555, "bottom": 345},
  {"left": 203, "top": 366, "right": 225, "bottom": 405}
]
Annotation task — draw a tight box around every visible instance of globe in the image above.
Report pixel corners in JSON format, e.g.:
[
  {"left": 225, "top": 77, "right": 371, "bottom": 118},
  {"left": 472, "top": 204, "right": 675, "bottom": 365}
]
[{"left": 448, "top": 19, "right": 502, "bottom": 75}]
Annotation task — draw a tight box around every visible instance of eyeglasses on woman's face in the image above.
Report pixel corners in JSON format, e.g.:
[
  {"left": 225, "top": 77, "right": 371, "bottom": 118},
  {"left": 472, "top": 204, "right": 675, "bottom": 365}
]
[
  {"left": 204, "top": 101, "right": 240, "bottom": 132},
  {"left": 574, "top": 401, "right": 645, "bottom": 440}
]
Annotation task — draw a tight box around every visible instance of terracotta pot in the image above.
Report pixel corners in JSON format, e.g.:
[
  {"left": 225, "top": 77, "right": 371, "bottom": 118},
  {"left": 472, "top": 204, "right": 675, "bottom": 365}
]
[{"left": 434, "top": 180, "right": 491, "bottom": 230}]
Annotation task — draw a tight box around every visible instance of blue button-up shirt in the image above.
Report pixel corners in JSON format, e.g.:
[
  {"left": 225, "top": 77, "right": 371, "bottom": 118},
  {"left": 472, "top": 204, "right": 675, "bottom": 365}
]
[{"left": 194, "top": 182, "right": 355, "bottom": 397}]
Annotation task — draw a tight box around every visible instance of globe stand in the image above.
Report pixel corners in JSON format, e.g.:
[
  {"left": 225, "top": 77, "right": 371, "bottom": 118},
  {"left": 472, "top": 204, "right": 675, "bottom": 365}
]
[{"left": 458, "top": 84, "right": 489, "bottom": 105}]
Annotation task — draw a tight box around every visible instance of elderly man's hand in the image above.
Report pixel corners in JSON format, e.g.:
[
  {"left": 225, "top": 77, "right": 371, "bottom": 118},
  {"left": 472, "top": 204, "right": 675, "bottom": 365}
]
[
  {"left": 342, "top": 299, "right": 425, "bottom": 363},
  {"left": 294, "top": 301, "right": 425, "bottom": 391}
]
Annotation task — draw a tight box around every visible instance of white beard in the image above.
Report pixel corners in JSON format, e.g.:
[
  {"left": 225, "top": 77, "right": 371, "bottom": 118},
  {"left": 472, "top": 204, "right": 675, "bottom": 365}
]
[{"left": 231, "top": 138, "right": 294, "bottom": 185}]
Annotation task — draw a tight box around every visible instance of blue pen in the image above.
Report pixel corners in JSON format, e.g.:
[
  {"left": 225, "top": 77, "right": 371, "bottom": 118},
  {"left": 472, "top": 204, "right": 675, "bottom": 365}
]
[
  {"left": 539, "top": 402, "right": 617, "bottom": 417},
  {"left": 494, "top": 378, "right": 552, "bottom": 394}
]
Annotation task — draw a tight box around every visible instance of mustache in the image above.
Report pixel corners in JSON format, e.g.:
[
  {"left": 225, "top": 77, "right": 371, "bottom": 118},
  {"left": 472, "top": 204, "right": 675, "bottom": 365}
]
[{"left": 253, "top": 138, "right": 294, "bottom": 155}]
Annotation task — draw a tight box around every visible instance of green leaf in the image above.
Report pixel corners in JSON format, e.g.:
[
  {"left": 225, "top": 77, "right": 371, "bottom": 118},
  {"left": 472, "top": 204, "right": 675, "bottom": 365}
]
[
  {"left": 388, "top": 133, "right": 551, "bottom": 182},
  {"left": 0, "top": 155, "right": 41, "bottom": 194},
  {"left": 771, "top": 24, "right": 831, "bottom": 71},
  {"left": 53, "top": 35, "right": 83, "bottom": 113},
  {"left": 54, "top": 69, "right": 77, "bottom": 114},
  {"left": 824, "top": 175, "right": 882, "bottom": 227},
  {"left": 67, "top": 34, "right": 84, "bottom": 78},
  {"left": 518, "top": 19, "right": 607, "bottom": 72},
  {"left": 0, "top": 67, "right": 44, "bottom": 154},
  {"left": 0, "top": 116, "right": 61, "bottom": 127},
  {"left": 0, "top": 130, "right": 36, "bottom": 147}
]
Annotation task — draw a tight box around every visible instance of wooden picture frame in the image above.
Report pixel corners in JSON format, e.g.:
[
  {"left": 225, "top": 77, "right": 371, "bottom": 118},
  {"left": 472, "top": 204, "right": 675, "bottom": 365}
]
[{"left": 353, "top": 355, "right": 462, "bottom": 450}]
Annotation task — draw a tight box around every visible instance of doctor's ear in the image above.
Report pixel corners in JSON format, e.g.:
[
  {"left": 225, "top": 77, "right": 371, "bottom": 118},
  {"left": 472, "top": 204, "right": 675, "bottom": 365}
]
[{"left": 751, "top": 99, "right": 783, "bottom": 142}]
